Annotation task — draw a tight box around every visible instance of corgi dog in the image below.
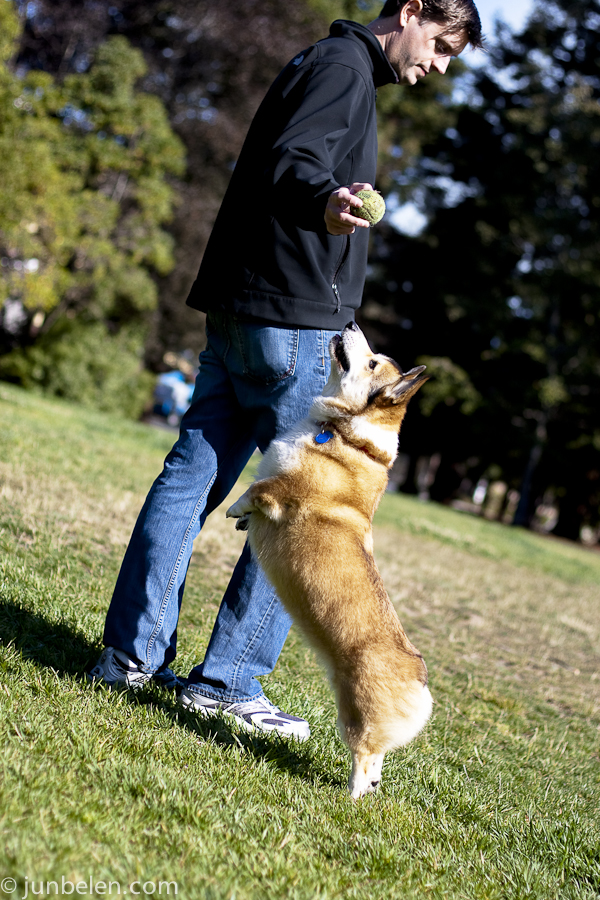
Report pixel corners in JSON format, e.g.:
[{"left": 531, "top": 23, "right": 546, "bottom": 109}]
[{"left": 226, "top": 321, "right": 432, "bottom": 798}]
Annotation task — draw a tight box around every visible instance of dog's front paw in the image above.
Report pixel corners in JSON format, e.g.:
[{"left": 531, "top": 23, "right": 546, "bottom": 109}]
[
  {"left": 235, "top": 513, "right": 251, "bottom": 532},
  {"left": 226, "top": 495, "right": 252, "bottom": 519}
]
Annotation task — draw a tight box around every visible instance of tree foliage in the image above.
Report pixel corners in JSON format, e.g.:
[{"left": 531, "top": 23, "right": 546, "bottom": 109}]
[
  {"left": 13, "top": 0, "right": 335, "bottom": 363},
  {"left": 11, "top": 0, "right": 464, "bottom": 367},
  {"left": 360, "top": 0, "right": 600, "bottom": 540},
  {"left": 0, "top": 1, "right": 184, "bottom": 414}
]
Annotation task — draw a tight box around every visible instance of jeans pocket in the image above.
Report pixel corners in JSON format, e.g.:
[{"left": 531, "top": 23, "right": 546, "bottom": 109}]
[{"left": 233, "top": 321, "right": 299, "bottom": 384}]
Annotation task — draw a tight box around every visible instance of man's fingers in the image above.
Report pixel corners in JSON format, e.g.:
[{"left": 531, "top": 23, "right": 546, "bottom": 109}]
[
  {"left": 348, "top": 182, "right": 373, "bottom": 204},
  {"left": 342, "top": 212, "right": 370, "bottom": 227},
  {"left": 327, "top": 211, "right": 370, "bottom": 235},
  {"left": 325, "top": 184, "right": 374, "bottom": 234},
  {"left": 328, "top": 220, "right": 370, "bottom": 235}
]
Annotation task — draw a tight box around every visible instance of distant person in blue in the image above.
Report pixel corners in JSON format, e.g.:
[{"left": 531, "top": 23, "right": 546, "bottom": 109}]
[
  {"left": 153, "top": 370, "right": 195, "bottom": 426},
  {"left": 90, "top": 0, "right": 482, "bottom": 739}
]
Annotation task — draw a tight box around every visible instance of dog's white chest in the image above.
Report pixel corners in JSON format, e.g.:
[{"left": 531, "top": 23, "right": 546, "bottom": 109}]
[{"left": 257, "top": 418, "right": 316, "bottom": 478}]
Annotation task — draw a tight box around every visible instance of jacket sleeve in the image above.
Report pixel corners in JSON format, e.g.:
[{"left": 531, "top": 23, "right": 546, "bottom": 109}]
[{"left": 270, "top": 60, "right": 372, "bottom": 225}]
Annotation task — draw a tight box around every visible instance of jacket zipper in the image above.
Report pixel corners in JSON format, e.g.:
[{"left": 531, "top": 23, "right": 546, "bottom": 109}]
[{"left": 331, "top": 236, "right": 350, "bottom": 313}]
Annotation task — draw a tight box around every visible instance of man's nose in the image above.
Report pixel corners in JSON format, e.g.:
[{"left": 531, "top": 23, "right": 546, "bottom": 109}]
[{"left": 432, "top": 55, "right": 451, "bottom": 75}]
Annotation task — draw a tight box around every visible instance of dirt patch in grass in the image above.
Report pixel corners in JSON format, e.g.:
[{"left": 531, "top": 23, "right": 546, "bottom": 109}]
[{"left": 374, "top": 524, "right": 600, "bottom": 722}]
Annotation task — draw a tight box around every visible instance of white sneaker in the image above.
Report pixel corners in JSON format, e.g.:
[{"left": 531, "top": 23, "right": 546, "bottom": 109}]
[
  {"left": 178, "top": 686, "right": 310, "bottom": 741},
  {"left": 88, "top": 647, "right": 183, "bottom": 691}
]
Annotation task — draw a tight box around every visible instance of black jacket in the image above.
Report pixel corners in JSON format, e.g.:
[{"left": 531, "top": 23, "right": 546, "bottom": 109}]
[{"left": 186, "top": 21, "right": 397, "bottom": 329}]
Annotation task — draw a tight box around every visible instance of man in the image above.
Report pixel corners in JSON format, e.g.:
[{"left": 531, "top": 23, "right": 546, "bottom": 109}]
[{"left": 90, "top": 0, "right": 482, "bottom": 739}]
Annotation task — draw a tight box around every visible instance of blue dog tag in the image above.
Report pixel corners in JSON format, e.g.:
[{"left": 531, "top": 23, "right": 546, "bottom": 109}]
[{"left": 315, "top": 431, "right": 333, "bottom": 444}]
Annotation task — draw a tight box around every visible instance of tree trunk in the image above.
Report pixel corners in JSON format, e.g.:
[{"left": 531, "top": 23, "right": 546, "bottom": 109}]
[{"left": 513, "top": 441, "right": 543, "bottom": 528}]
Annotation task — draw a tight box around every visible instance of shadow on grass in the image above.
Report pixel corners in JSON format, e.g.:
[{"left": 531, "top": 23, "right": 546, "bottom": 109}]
[
  {"left": 0, "top": 598, "right": 342, "bottom": 790},
  {"left": 154, "top": 693, "right": 345, "bottom": 790},
  {"left": 0, "top": 598, "right": 98, "bottom": 676}
]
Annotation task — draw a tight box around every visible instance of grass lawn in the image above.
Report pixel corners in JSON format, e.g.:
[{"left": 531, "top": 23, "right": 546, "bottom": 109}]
[{"left": 0, "top": 380, "right": 599, "bottom": 900}]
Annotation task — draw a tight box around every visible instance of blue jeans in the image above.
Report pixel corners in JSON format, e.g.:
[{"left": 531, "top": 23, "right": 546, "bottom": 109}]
[{"left": 104, "top": 311, "right": 338, "bottom": 701}]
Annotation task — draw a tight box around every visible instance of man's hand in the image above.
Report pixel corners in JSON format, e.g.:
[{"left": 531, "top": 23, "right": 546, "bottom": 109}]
[{"left": 325, "top": 183, "right": 373, "bottom": 235}]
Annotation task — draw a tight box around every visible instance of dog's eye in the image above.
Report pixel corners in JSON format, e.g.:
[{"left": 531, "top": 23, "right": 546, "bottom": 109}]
[{"left": 369, "top": 360, "right": 378, "bottom": 370}]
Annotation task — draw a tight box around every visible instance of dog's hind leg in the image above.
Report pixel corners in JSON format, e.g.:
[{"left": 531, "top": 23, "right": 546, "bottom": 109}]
[{"left": 348, "top": 750, "right": 385, "bottom": 800}]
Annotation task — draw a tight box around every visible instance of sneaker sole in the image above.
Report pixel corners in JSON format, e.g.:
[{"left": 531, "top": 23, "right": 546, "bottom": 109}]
[{"left": 178, "top": 690, "right": 310, "bottom": 741}]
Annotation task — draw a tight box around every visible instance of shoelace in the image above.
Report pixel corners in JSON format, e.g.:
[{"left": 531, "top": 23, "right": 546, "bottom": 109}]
[{"left": 230, "top": 697, "right": 278, "bottom": 716}]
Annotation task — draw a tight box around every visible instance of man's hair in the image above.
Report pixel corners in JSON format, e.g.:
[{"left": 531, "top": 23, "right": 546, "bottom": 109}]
[{"left": 378, "top": 0, "right": 484, "bottom": 50}]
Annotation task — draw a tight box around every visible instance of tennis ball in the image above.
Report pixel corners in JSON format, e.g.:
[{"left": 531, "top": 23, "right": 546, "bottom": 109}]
[{"left": 353, "top": 190, "right": 386, "bottom": 225}]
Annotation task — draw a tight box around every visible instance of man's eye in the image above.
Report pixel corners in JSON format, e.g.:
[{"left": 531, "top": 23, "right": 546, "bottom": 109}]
[{"left": 369, "top": 359, "right": 378, "bottom": 370}]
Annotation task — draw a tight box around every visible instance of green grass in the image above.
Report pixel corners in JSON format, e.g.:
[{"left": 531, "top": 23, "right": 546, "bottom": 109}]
[
  {"left": 376, "top": 492, "right": 600, "bottom": 586},
  {"left": 0, "top": 380, "right": 599, "bottom": 900}
]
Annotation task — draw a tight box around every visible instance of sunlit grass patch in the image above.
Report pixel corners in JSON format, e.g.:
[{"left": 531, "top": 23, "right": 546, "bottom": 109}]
[{"left": 1, "top": 382, "right": 599, "bottom": 899}]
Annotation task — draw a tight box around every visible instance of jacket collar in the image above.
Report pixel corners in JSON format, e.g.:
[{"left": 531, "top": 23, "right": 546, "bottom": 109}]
[{"left": 328, "top": 19, "right": 399, "bottom": 88}]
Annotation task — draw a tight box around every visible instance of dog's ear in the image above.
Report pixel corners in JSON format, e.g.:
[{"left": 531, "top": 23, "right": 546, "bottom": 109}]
[
  {"left": 389, "top": 365, "right": 428, "bottom": 403},
  {"left": 368, "top": 365, "right": 429, "bottom": 406}
]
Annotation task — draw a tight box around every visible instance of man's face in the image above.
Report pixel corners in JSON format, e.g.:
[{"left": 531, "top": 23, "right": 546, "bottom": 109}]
[{"left": 386, "top": 16, "right": 467, "bottom": 85}]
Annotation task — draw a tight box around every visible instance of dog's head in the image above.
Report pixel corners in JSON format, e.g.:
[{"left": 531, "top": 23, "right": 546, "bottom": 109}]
[
  {"left": 309, "top": 322, "right": 428, "bottom": 463},
  {"left": 322, "top": 322, "right": 428, "bottom": 415}
]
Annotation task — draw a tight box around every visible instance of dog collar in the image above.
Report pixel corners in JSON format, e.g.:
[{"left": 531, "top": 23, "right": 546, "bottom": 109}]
[
  {"left": 315, "top": 421, "right": 378, "bottom": 461},
  {"left": 315, "top": 421, "right": 334, "bottom": 444}
]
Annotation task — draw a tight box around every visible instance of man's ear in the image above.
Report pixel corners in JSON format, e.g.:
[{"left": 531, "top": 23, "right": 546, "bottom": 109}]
[{"left": 399, "top": 0, "right": 424, "bottom": 26}]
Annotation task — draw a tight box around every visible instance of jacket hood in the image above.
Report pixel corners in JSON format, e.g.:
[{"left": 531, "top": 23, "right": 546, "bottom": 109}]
[{"left": 328, "top": 20, "right": 398, "bottom": 88}]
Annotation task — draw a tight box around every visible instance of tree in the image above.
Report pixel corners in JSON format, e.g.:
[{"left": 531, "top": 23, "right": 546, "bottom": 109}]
[
  {"left": 0, "top": 1, "right": 185, "bottom": 415},
  {"left": 362, "top": 0, "right": 600, "bottom": 540},
  {"left": 12, "top": 0, "right": 464, "bottom": 369},
  {"left": 13, "top": 0, "right": 337, "bottom": 365}
]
